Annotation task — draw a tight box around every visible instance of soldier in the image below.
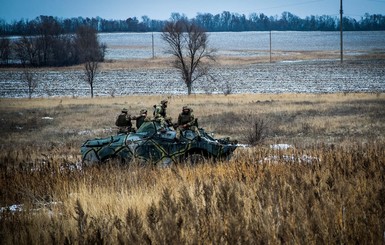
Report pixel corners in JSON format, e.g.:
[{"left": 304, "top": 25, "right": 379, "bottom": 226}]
[
  {"left": 153, "top": 99, "right": 170, "bottom": 129},
  {"left": 154, "top": 99, "right": 168, "bottom": 119},
  {"left": 131, "top": 109, "right": 148, "bottom": 130},
  {"left": 115, "top": 108, "right": 133, "bottom": 134},
  {"left": 176, "top": 106, "right": 201, "bottom": 141}
]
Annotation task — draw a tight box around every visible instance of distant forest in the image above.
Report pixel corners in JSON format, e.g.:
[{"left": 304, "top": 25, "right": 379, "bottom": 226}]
[{"left": 1, "top": 11, "right": 385, "bottom": 35}]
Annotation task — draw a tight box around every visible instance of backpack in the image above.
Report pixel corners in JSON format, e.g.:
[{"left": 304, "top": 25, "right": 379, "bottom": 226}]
[{"left": 115, "top": 114, "right": 129, "bottom": 126}]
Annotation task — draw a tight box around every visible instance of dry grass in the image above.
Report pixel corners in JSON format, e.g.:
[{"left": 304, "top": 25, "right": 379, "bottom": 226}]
[
  {"left": 0, "top": 93, "right": 384, "bottom": 244},
  {"left": 1, "top": 92, "right": 384, "bottom": 152},
  {"left": 101, "top": 50, "right": 385, "bottom": 70},
  {"left": 2, "top": 50, "right": 383, "bottom": 72}
]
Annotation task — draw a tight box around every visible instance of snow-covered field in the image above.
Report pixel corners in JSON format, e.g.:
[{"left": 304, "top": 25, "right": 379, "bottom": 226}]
[
  {"left": 1, "top": 31, "right": 385, "bottom": 98},
  {"left": 0, "top": 59, "right": 384, "bottom": 98},
  {"left": 100, "top": 31, "right": 385, "bottom": 59}
]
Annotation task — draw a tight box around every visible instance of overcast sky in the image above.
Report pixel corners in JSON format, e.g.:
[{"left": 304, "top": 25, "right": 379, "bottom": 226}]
[{"left": 1, "top": 0, "right": 384, "bottom": 22}]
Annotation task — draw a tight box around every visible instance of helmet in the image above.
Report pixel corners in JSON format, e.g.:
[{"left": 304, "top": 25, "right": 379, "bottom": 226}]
[
  {"left": 182, "top": 106, "right": 189, "bottom": 110},
  {"left": 140, "top": 109, "right": 147, "bottom": 114},
  {"left": 122, "top": 108, "right": 128, "bottom": 113},
  {"left": 161, "top": 99, "right": 168, "bottom": 105}
]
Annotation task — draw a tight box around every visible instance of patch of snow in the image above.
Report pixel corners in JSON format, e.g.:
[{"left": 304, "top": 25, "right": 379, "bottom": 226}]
[
  {"left": 78, "top": 128, "right": 114, "bottom": 136},
  {"left": 60, "top": 161, "right": 83, "bottom": 172},
  {"left": 1, "top": 202, "right": 64, "bottom": 216},
  {"left": 260, "top": 154, "right": 321, "bottom": 164},
  {"left": 41, "top": 117, "right": 54, "bottom": 120},
  {"left": 270, "top": 144, "right": 294, "bottom": 150},
  {"left": 0, "top": 204, "right": 23, "bottom": 213},
  {"left": 78, "top": 130, "right": 93, "bottom": 135}
]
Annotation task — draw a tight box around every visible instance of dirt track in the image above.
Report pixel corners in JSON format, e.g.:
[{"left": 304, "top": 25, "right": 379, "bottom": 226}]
[{"left": 0, "top": 59, "right": 384, "bottom": 98}]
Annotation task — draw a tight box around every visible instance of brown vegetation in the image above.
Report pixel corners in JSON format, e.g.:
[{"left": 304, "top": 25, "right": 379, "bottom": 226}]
[
  {"left": 98, "top": 50, "right": 385, "bottom": 71},
  {"left": 2, "top": 50, "right": 384, "bottom": 73},
  {"left": 0, "top": 93, "right": 384, "bottom": 244}
]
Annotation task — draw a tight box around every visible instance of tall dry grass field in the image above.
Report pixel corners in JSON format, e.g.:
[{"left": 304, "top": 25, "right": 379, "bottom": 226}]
[{"left": 0, "top": 93, "right": 384, "bottom": 244}]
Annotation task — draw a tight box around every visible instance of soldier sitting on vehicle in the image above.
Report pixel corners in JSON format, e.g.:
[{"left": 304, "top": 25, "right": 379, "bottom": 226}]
[
  {"left": 154, "top": 99, "right": 167, "bottom": 118},
  {"left": 115, "top": 108, "right": 133, "bottom": 134},
  {"left": 153, "top": 99, "right": 172, "bottom": 130},
  {"left": 131, "top": 109, "right": 149, "bottom": 130},
  {"left": 176, "top": 106, "right": 201, "bottom": 141}
]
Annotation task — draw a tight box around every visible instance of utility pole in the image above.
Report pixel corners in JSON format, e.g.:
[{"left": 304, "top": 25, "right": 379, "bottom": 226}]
[
  {"left": 269, "top": 30, "right": 272, "bottom": 63},
  {"left": 152, "top": 31, "right": 155, "bottom": 59},
  {"left": 340, "top": 0, "right": 343, "bottom": 63},
  {"left": 151, "top": 20, "right": 155, "bottom": 59}
]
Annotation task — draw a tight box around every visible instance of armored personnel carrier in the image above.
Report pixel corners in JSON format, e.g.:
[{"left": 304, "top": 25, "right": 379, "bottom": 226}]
[{"left": 81, "top": 121, "right": 238, "bottom": 165}]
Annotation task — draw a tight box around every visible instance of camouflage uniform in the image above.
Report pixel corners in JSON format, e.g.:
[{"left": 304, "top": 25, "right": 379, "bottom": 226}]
[
  {"left": 115, "top": 108, "right": 133, "bottom": 134},
  {"left": 153, "top": 100, "right": 169, "bottom": 128},
  {"left": 176, "top": 106, "right": 200, "bottom": 140},
  {"left": 131, "top": 109, "right": 148, "bottom": 130},
  {"left": 154, "top": 100, "right": 167, "bottom": 118}
]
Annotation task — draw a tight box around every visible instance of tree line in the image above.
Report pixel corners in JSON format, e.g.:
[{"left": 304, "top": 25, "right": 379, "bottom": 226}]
[
  {"left": 0, "top": 16, "right": 105, "bottom": 67},
  {"left": 1, "top": 11, "right": 384, "bottom": 67},
  {"left": 1, "top": 11, "right": 384, "bottom": 36}
]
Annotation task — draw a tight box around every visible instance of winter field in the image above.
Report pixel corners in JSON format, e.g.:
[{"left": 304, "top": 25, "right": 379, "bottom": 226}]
[
  {"left": 1, "top": 32, "right": 385, "bottom": 244},
  {"left": 1, "top": 59, "right": 385, "bottom": 98},
  {"left": 1, "top": 31, "right": 385, "bottom": 98}
]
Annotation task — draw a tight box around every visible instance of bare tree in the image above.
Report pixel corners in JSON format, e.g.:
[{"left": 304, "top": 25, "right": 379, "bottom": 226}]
[
  {"left": 75, "top": 25, "right": 105, "bottom": 98},
  {"left": 35, "top": 15, "right": 63, "bottom": 66},
  {"left": 83, "top": 60, "right": 98, "bottom": 98},
  {"left": 0, "top": 37, "right": 11, "bottom": 65},
  {"left": 162, "top": 20, "right": 216, "bottom": 95},
  {"left": 21, "top": 69, "right": 38, "bottom": 99},
  {"left": 14, "top": 36, "right": 39, "bottom": 66}
]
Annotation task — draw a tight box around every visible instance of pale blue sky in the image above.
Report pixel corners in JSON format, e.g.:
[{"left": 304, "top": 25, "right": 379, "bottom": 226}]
[{"left": 1, "top": 0, "right": 384, "bottom": 22}]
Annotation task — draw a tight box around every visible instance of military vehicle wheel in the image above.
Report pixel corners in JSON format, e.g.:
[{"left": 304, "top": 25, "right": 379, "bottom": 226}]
[{"left": 183, "top": 153, "right": 206, "bottom": 165}]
